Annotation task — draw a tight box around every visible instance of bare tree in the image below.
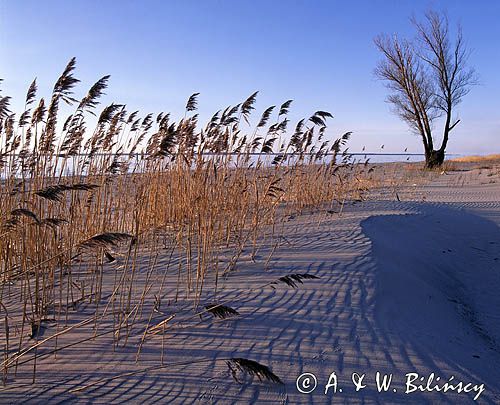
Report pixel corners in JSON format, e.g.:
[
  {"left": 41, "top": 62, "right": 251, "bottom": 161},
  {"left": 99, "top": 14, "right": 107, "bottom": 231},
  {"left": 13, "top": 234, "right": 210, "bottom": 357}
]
[{"left": 375, "top": 11, "right": 476, "bottom": 168}]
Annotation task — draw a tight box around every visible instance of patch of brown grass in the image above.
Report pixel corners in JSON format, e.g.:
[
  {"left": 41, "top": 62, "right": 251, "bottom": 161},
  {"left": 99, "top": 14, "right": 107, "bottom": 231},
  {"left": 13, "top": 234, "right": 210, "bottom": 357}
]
[{"left": 451, "top": 154, "right": 500, "bottom": 163}]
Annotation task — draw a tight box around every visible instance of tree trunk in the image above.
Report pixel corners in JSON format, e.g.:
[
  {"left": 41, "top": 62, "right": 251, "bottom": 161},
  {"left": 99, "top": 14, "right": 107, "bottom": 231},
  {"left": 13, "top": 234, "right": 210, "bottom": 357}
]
[{"left": 425, "top": 149, "right": 445, "bottom": 168}]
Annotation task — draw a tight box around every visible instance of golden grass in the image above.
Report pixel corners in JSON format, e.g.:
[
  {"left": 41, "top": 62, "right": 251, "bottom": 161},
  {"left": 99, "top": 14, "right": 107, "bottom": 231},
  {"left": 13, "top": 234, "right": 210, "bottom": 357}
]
[
  {"left": 451, "top": 154, "right": 500, "bottom": 163},
  {"left": 0, "top": 59, "right": 376, "bottom": 384}
]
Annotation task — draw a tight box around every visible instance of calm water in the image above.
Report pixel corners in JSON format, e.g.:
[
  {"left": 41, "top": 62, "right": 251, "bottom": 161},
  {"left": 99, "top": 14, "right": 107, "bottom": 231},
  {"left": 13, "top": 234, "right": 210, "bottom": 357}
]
[{"left": 2, "top": 152, "right": 460, "bottom": 179}]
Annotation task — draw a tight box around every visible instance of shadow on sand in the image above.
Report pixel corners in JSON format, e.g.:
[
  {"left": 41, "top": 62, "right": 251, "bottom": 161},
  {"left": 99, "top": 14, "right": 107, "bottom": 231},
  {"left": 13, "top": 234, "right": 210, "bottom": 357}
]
[{"left": 361, "top": 203, "right": 500, "bottom": 403}]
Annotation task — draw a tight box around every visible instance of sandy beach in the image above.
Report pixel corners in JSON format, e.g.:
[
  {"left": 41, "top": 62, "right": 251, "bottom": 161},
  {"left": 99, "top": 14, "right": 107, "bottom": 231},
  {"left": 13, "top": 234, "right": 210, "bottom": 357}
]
[{"left": 0, "top": 161, "right": 498, "bottom": 404}]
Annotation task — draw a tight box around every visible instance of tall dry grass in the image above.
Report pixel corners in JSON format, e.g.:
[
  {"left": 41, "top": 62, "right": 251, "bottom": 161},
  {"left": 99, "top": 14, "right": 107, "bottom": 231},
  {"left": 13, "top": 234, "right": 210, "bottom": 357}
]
[{"left": 0, "top": 59, "right": 369, "bottom": 384}]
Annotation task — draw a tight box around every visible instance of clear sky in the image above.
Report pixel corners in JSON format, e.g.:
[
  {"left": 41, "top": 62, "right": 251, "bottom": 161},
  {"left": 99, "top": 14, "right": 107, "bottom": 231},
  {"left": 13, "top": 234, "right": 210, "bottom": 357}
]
[{"left": 1, "top": 0, "right": 499, "bottom": 155}]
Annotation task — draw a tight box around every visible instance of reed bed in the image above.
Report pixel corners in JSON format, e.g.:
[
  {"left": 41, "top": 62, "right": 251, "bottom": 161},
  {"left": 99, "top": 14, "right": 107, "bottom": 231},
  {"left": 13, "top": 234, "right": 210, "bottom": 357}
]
[{"left": 0, "top": 59, "right": 370, "bottom": 385}]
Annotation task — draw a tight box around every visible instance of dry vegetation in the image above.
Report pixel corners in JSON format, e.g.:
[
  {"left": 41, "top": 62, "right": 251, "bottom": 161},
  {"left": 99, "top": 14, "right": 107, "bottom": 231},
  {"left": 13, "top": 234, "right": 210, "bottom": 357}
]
[
  {"left": 451, "top": 154, "right": 500, "bottom": 163},
  {"left": 0, "top": 59, "right": 374, "bottom": 385}
]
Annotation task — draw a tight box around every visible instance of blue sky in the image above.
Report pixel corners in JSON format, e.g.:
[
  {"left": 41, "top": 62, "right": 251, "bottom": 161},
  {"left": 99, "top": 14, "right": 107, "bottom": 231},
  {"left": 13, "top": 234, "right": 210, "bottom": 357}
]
[{"left": 1, "top": 0, "right": 499, "bottom": 154}]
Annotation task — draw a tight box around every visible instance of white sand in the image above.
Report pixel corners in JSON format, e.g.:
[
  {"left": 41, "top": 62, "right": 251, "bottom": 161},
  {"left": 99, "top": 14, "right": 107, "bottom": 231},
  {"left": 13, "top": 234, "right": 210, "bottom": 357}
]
[{"left": 1, "top": 164, "right": 499, "bottom": 404}]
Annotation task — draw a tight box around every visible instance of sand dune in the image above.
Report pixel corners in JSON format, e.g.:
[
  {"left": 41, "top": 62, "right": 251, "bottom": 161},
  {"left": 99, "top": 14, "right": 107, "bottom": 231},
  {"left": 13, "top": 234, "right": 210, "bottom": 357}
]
[
  {"left": 1, "top": 165, "right": 499, "bottom": 404},
  {"left": 363, "top": 204, "right": 500, "bottom": 401}
]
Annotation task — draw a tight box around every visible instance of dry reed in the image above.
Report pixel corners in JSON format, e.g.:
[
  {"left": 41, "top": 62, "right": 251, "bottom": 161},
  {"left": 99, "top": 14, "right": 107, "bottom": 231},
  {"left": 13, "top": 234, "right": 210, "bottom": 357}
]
[{"left": 0, "top": 58, "right": 371, "bottom": 385}]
